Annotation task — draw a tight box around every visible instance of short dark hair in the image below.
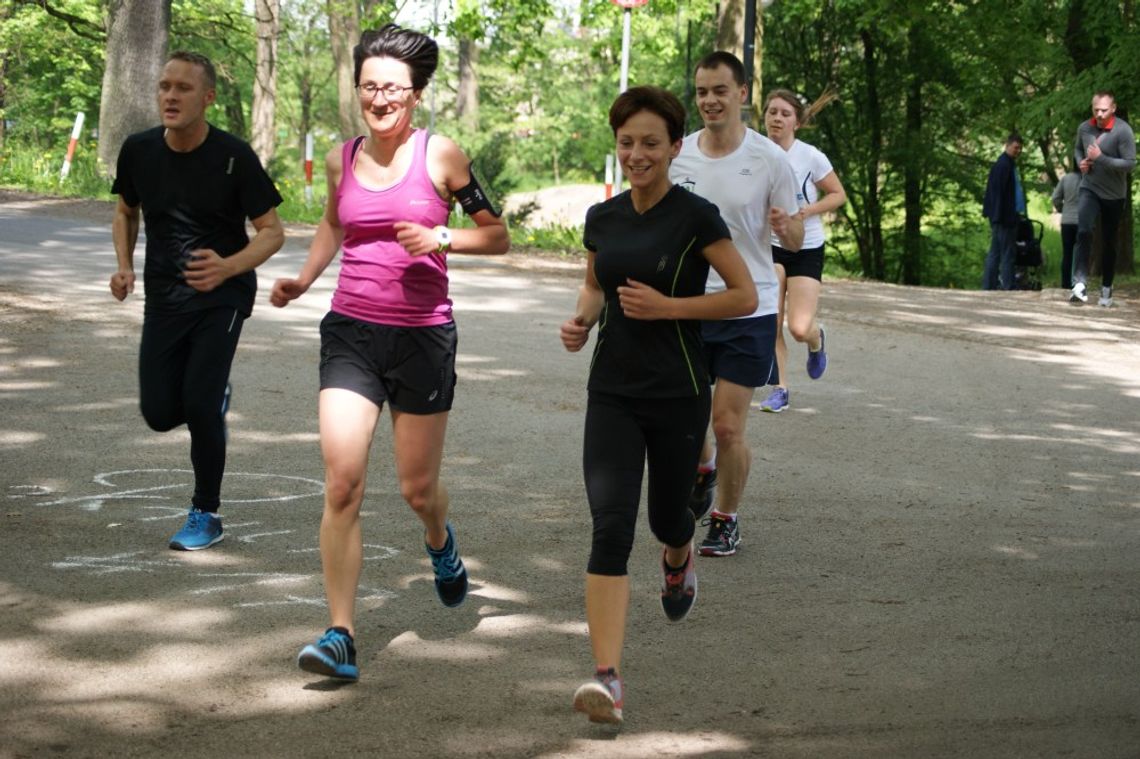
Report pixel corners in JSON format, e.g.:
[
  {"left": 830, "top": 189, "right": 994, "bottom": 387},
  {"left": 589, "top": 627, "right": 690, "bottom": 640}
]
[
  {"left": 354, "top": 23, "right": 438, "bottom": 90},
  {"left": 695, "top": 51, "right": 745, "bottom": 86},
  {"left": 168, "top": 50, "right": 216, "bottom": 89},
  {"left": 608, "top": 86, "right": 687, "bottom": 143},
  {"left": 1006, "top": 132, "right": 1023, "bottom": 146},
  {"left": 1093, "top": 90, "right": 1115, "bottom": 103}
]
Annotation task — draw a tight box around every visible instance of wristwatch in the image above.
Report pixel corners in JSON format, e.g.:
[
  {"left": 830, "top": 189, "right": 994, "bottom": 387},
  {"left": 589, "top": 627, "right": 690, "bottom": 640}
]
[{"left": 433, "top": 225, "right": 452, "bottom": 252}]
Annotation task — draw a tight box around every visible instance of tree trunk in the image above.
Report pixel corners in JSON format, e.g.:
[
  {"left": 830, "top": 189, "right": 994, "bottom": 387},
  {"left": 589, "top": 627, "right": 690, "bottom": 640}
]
[
  {"left": 1064, "top": 0, "right": 1103, "bottom": 74},
  {"left": 298, "top": 77, "right": 312, "bottom": 166},
  {"left": 1119, "top": 184, "right": 1134, "bottom": 276},
  {"left": 251, "top": 0, "right": 279, "bottom": 167},
  {"left": 716, "top": 0, "right": 763, "bottom": 128},
  {"left": 328, "top": 0, "right": 363, "bottom": 139},
  {"left": 97, "top": 0, "right": 171, "bottom": 177},
  {"left": 457, "top": 37, "right": 479, "bottom": 129},
  {"left": 220, "top": 75, "right": 247, "bottom": 138},
  {"left": 901, "top": 25, "right": 923, "bottom": 285},
  {"left": 861, "top": 28, "right": 885, "bottom": 280},
  {"left": 715, "top": 0, "right": 744, "bottom": 54},
  {"left": 0, "top": 2, "right": 8, "bottom": 152},
  {"left": 0, "top": 53, "right": 7, "bottom": 152}
]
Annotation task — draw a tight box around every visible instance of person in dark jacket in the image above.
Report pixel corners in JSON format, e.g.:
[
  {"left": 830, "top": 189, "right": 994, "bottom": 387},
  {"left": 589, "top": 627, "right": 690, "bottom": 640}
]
[{"left": 981, "top": 133, "right": 1024, "bottom": 290}]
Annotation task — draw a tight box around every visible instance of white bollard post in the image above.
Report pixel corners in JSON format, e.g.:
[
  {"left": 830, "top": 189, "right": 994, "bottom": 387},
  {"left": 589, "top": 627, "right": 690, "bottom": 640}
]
[
  {"left": 605, "top": 154, "right": 614, "bottom": 200},
  {"left": 304, "top": 133, "right": 314, "bottom": 205},
  {"left": 60, "top": 112, "right": 85, "bottom": 180}
]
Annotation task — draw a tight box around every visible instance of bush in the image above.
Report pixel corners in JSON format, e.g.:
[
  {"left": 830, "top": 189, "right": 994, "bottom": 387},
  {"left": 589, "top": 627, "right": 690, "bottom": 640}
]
[{"left": 0, "top": 139, "right": 110, "bottom": 198}]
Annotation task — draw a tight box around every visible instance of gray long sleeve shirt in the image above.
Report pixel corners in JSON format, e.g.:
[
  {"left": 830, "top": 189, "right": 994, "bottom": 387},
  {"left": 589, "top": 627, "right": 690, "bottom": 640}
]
[
  {"left": 1051, "top": 171, "right": 1082, "bottom": 225},
  {"left": 1074, "top": 116, "right": 1136, "bottom": 200}
]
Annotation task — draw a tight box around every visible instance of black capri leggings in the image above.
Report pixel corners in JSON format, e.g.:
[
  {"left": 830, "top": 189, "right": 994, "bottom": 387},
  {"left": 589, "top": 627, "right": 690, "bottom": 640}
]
[
  {"left": 139, "top": 307, "right": 244, "bottom": 513},
  {"left": 583, "top": 390, "right": 710, "bottom": 576}
]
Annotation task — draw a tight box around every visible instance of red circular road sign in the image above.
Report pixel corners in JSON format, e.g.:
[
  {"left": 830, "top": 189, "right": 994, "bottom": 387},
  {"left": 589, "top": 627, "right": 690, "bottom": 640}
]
[{"left": 611, "top": 0, "right": 649, "bottom": 7}]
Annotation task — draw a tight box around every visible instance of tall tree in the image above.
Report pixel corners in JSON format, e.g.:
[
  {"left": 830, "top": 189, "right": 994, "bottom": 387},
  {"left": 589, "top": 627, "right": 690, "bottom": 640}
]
[
  {"left": 251, "top": 0, "right": 280, "bottom": 166},
  {"left": 456, "top": 37, "right": 478, "bottom": 127},
  {"left": 327, "top": 0, "right": 362, "bottom": 138},
  {"left": 98, "top": 0, "right": 172, "bottom": 176},
  {"left": 899, "top": 14, "right": 928, "bottom": 286},
  {"left": 280, "top": 0, "right": 336, "bottom": 163},
  {"left": 715, "top": 0, "right": 762, "bottom": 125},
  {"left": 453, "top": 0, "right": 482, "bottom": 130},
  {"left": 857, "top": 25, "right": 886, "bottom": 280},
  {"left": 0, "top": 1, "right": 9, "bottom": 151}
]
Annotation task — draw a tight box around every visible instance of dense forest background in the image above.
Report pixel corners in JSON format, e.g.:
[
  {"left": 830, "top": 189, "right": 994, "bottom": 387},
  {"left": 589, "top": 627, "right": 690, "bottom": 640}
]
[{"left": 0, "top": 0, "right": 1136, "bottom": 288}]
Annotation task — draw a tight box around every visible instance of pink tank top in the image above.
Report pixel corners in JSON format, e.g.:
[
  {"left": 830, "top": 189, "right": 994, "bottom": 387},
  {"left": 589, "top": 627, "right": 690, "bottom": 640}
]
[{"left": 331, "top": 129, "right": 453, "bottom": 326}]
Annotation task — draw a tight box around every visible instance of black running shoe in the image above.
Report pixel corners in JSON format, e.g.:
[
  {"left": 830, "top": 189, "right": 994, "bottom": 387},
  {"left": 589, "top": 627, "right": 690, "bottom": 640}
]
[
  {"left": 698, "top": 512, "right": 740, "bottom": 557},
  {"left": 660, "top": 548, "right": 697, "bottom": 622}
]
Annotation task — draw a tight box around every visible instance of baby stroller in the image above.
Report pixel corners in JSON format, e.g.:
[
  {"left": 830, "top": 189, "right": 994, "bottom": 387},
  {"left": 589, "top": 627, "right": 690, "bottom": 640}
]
[{"left": 1012, "top": 215, "right": 1044, "bottom": 291}]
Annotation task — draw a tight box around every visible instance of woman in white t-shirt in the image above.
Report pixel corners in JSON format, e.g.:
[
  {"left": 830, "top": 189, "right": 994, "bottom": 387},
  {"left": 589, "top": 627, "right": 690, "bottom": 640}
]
[{"left": 759, "top": 89, "right": 847, "bottom": 413}]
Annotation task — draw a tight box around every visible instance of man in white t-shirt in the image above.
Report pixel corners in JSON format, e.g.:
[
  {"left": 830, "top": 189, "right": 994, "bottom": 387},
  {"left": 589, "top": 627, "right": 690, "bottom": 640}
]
[{"left": 669, "top": 51, "right": 803, "bottom": 557}]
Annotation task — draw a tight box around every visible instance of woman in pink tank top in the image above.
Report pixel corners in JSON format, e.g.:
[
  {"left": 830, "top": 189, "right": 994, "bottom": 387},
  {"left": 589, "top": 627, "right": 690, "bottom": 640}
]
[{"left": 271, "top": 23, "right": 509, "bottom": 682}]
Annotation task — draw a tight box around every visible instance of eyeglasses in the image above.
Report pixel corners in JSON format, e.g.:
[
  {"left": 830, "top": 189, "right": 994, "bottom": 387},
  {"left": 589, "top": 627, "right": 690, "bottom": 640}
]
[{"left": 356, "top": 82, "right": 415, "bottom": 101}]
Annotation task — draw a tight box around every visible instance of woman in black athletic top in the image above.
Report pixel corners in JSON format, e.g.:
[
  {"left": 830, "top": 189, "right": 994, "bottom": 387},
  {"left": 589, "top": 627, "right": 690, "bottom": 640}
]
[{"left": 561, "top": 86, "right": 757, "bottom": 725}]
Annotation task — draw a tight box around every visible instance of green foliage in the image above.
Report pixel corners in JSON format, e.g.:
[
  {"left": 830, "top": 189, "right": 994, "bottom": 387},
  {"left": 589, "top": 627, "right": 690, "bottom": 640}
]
[
  {"left": 274, "top": 173, "right": 328, "bottom": 225},
  {"left": 4, "top": 0, "right": 1135, "bottom": 285},
  {"left": 0, "top": 1, "right": 104, "bottom": 148},
  {"left": 764, "top": 0, "right": 1137, "bottom": 285},
  {"left": 514, "top": 222, "right": 583, "bottom": 254},
  {"left": 0, "top": 138, "right": 109, "bottom": 198},
  {"left": 169, "top": 0, "right": 257, "bottom": 137}
]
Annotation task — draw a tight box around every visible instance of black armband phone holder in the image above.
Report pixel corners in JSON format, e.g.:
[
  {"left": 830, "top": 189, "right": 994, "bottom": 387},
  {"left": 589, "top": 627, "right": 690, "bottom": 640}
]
[{"left": 455, "top": 167, "right": 501, "bottom": 218}]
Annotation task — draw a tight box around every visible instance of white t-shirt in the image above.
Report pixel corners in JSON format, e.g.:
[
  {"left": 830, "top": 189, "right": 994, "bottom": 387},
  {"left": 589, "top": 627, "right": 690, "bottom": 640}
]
[
  {"left": 669, "top": 128, "right": 801, "bottom": 318},
  {"left": 772, "top": 139, "right": 835, "bottom": 250}
]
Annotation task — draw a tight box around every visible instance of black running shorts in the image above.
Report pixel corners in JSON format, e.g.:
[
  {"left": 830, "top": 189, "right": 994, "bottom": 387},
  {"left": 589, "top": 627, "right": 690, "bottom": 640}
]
[
  {"left": 318, "top": 311, "right": 457, "bottom": 414},
  {"left": 773, "top": 244, "right": 825, "bottom": 281}
]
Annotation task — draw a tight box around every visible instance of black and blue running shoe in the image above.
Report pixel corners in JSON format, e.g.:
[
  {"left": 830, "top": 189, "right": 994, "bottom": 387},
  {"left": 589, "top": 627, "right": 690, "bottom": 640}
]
[
  {"left": 298, "top": 627, "right": 359, "bottom": 682},
  {"left": 426, "top": 522, "right": 468, "bottom": 608}
]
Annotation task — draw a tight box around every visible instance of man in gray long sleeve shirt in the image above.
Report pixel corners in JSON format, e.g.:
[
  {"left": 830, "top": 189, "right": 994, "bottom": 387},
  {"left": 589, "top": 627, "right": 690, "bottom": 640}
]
[{"left": 1070, "top": 90, "right": 1136, "bottom": 306}]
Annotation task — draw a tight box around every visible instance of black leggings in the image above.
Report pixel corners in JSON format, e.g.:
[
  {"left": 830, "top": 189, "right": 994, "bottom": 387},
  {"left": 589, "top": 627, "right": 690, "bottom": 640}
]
[
  {"left": 1073, "top": 188, "right": 1126, "bottom": 289},
  {"left": 139, "top": 307, "right": 244, "bottom": 513},
  {"left": 583, "top": 390, "right": 710, "bottom": 576}
]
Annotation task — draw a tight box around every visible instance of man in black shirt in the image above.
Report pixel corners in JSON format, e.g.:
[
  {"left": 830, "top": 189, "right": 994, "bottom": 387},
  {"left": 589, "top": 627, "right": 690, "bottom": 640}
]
[{"left": 110, "top": 51, "right": 284, "bottom": 550}]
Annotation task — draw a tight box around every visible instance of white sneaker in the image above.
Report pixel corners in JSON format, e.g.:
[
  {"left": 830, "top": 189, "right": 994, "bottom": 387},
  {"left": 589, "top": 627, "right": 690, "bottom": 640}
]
[
  {"left": 1070, "top": 282, "right": 1088, "bottom": 304},
  {"left": 1098, "top": 287, "right": 1113, "bottom": 307}
]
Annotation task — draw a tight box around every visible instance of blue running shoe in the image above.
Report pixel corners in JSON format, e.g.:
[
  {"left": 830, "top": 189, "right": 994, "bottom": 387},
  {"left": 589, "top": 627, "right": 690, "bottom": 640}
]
[
  {"left": 759, "top": 387, "right": 789, "bottom": 413},
  {"left": 806, "top": 326, "right": 827, "bottom": 379},
  {"left": 298, "top": 627, "right": 358, "bottom": 682},
  {"left": 169, "top": 508, "right": 223, "bottom": 551},
  {"left": 426, "top": 522, "right": 468, "bottom": 607}
]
